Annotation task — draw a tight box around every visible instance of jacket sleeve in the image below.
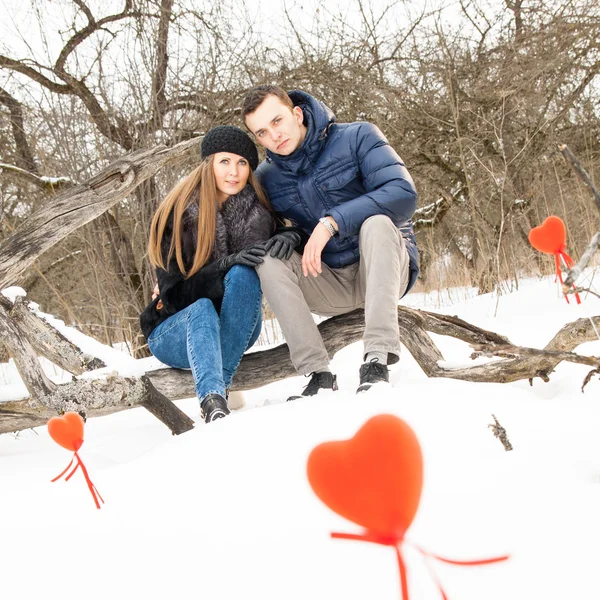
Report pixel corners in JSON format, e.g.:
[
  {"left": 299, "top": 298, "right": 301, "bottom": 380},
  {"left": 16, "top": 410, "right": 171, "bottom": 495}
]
[{"left": 326, "top": 123, "right": 418, "bottom": 240}]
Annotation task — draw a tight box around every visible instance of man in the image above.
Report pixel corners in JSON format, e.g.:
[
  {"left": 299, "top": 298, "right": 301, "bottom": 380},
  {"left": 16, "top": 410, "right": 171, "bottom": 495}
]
[{"left": 243, "top": 85, "right": 419, "bottom": 398}]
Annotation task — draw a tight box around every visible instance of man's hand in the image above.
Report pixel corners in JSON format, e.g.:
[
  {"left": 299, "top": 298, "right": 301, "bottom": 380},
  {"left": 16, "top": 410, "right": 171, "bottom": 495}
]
[{"left": 302, "top": 218, "right": 337, "bottom": 277}]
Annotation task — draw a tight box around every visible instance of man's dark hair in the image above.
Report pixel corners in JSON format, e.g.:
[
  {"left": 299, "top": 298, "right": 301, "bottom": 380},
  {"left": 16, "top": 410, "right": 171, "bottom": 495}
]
[{"left": 242, "top": 85, "right": 294, "bottom": 119}]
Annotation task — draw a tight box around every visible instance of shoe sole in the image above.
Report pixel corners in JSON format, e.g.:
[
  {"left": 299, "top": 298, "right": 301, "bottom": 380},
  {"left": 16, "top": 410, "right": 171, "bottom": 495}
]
[
  {"left": 286, "top": 386, "right": 339, "bottom": 402},
  {"left": 203, "top": 409, "right": 230, "bottom": 422},
  {"left": 356, "top": 380, "right": 390, "bottom": 394}
]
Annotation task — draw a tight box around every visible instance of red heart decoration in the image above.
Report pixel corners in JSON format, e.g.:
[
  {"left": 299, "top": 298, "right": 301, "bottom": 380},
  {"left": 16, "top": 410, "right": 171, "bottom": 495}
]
[
  {"left": 307, "top": 414, "right": 423, "bottom": 537},
  {"left": 528, "top": 215, "right": 567, "bottom": 254},
  {"left": 48, "top": 412, "right": 84, "bottom": 452}
]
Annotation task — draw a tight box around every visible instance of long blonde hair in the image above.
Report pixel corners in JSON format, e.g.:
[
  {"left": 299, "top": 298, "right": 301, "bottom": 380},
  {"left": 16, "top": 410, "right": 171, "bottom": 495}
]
[{"left": 148, "top": 156, "right": 271, "bottom": 278}]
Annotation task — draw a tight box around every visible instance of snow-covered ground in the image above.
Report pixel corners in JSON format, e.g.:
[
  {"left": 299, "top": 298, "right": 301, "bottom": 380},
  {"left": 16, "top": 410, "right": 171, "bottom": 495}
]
[{"left": 1, "top": 274, "right": 600, "bottom": 600}]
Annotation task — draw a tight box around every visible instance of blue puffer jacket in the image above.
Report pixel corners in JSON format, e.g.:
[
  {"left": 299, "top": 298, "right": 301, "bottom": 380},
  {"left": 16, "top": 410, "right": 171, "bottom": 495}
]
[{"left": 255, "top": 90, "right": 420, "bottom": 295}]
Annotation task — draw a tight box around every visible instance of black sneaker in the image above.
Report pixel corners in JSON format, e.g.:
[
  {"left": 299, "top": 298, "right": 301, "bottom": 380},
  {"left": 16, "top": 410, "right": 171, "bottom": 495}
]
[
  {"left": 287, "top": 371, "right": 338, "bottom": 402},
  {"left": 200, "top": 394, "right": 230, "bottom": 423},
  {"left": 357, "top": 359, "right": 389, "bottom": 393}
]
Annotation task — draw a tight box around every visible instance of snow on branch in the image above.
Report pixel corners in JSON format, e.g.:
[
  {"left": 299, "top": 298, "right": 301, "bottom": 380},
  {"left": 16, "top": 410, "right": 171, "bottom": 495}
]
[
  {"left": 0, "top": 163, "right": 74, "bottom": 191},
  {"left": 413, "top": 194, "right": 452, "bottom": 231}
]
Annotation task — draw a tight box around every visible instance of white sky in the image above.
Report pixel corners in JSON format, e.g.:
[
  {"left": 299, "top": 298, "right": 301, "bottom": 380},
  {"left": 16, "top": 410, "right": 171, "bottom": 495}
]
[
  {"left": 0, "top": 0, "right": 454, "bottom": 63},
  {"left": 0, "top": 0, "right": 462, "bottom": 109}
]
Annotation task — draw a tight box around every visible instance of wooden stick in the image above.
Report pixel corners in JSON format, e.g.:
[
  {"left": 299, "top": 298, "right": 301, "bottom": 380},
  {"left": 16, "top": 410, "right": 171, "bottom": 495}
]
[
  {"left": 558, "top": 144, "right": 600, "bottom": 290},
  {"left": 562, "top": 231, "right": 600, "bottom": 292},
  {"left": 488, "top": 414, "right": 513, "bottom": 451}
]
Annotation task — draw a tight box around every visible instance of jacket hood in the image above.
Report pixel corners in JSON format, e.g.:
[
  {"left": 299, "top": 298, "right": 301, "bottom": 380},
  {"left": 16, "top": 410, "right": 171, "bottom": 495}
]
[{"left": 266, "top": 90, "right": 336, "bottom": 175}]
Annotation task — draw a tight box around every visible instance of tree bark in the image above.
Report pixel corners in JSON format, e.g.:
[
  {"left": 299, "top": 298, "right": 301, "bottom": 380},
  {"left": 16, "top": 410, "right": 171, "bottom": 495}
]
[
  {"left": 0, "top": 136, "right": 201, "bottom": 290},
  {"left": 0, "top": 296, "right": 193, "bottom": 435},
  {"left": 0, "top": 295, "right": 105, "bottom": 375},
  {"left": 0, "top": 302, "right": 56, "bottom": 399}
]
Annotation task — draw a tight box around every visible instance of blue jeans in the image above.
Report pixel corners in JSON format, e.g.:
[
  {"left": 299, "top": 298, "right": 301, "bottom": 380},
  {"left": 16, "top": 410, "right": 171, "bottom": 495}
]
[{"left": 147, "top": 265, "right": 263, "bottom": 404}]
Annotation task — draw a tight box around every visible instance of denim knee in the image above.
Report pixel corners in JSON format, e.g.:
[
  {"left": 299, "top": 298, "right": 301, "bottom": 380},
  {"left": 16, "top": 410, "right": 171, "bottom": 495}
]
[
  {"left": 187, "top": 297, "right": 216, "bottom": 315},
  {"left": 225, "top": 265, "right": 261, "bottom": 299},
  {"left": 226, "top": 264, "right": 260, "bottom": 286}
]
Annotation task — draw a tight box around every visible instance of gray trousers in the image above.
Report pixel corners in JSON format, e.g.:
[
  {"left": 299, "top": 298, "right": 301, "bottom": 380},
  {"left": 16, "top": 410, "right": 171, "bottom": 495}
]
[{"left": 257, "top": 215, "right": 411, "bottom": 375}]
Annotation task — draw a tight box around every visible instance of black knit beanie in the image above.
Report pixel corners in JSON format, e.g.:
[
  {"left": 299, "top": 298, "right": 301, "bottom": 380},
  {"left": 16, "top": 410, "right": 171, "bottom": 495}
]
[{"left": 201, "top": 125, "right": 259, "bottom": 171}]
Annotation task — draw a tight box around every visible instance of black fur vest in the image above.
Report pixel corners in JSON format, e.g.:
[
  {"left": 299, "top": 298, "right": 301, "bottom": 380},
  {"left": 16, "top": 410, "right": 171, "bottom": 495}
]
[
  {"left": 182, "top": 184, "right": 274, "bottom": 263},
  {"left": 140, "top": 184, "right": 274, "bottom": 340}
]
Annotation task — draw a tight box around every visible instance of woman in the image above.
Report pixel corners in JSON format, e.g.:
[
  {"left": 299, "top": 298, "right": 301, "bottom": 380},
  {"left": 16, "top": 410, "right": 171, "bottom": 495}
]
[{"left": 140, "top": 125, "right": 278, "bottom": 424}]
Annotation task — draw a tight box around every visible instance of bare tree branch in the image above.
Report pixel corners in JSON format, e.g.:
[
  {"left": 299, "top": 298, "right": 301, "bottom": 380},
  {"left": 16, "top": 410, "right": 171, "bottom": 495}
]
[
  {"left": 0, "top": 86, "right": 38, "bottom": 173},
  {"left": 0, "top": 294, "right": 105, "bottom": 375},
  {"left": 55, "top": 0, "right": 136, "bottom": 73},
  {"left": 0, "top": 162, "right": 74, "bottom": 191},
  {"left": 413, "top": 193, "right": 453, "bottom": 231},
  {"left": 558, "top": 144, "right": 600, "bottom": 212},
  {"left": 0, "top": 136, "right": 202, "bottom": 290},
  {"left": 557, "top": 144, "right": 600, "bottom": 291},
  {"left": 55, "top": 71, "right": 135, "bottom": 150},
  {"left": 0, "top": 55, "right": 71, "bottom": 94},
  {"left": 562, "top": 232, "right": 600, "bottom": 292},
  {"left": 0, "top": 302, "right": 55, "bottom": 398},
  {"left": 472, "top": 343, "right": 600, "bottom": 369}
]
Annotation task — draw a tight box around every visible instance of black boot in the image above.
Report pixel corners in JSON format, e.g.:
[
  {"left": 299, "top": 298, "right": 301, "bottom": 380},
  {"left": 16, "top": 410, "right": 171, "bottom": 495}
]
[
  {"left": 287, "top": 371, "right": 338, "bottom": 402},
  {"left": 200, "top": 394, "right": 230, "bottom": 423},
  {"left": 357, "top": 359, "right": 389, "bottom": 393}
]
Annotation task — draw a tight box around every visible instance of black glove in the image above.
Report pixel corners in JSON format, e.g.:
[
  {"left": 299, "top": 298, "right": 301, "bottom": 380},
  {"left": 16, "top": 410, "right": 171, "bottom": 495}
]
[
  {"left": 263, "top": 230, "right": 302, "bottom": 260},
  {"left": 214, "top": 245, "right": 268, "bottom": 273},
  {"left": 187, "top": 245, "right": 267, "bottom": 300}
]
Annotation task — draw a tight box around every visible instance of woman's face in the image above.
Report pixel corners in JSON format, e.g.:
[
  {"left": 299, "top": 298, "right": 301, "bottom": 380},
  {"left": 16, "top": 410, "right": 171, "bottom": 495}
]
[{"left": 212, "top": 152, "right": 250, "bottom": 202}]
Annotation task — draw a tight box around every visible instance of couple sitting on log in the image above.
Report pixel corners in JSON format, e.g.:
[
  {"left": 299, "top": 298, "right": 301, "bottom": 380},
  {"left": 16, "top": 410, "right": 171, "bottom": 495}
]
[{"left": 140, "top": 85, "right": 419, "bottom": 423}]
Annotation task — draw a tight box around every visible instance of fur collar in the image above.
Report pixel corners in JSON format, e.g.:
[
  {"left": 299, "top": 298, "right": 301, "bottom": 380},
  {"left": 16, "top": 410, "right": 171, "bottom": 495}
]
[{"left": 177, "top": 184, "right": 273, "bottom": 266}]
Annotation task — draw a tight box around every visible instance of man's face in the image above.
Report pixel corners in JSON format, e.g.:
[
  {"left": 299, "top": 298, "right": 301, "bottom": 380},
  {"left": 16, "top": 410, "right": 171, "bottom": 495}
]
[{"left": 245, "top": 95, "right": 307, "bottom": 156}]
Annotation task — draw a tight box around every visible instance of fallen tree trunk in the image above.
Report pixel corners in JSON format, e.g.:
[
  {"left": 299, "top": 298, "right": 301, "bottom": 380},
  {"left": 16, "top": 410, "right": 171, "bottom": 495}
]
[
  {"left": 0, "top": 374, "right": 194, "bottom": 435},
  {"left": 1, "top": 295, "right": 598, "bottom": 435}
]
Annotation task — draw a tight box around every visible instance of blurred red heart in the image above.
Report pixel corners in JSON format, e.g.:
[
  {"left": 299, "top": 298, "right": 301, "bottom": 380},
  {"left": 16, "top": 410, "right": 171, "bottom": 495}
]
[
  {"left": 528, "top": 216, "right": 567, "bottom": 254},
  {"left": 307, "top": 414, "right": 423, "bottom": 537},
  {"left": 48, "top": 412, "right": 84, "bottom": 452}
]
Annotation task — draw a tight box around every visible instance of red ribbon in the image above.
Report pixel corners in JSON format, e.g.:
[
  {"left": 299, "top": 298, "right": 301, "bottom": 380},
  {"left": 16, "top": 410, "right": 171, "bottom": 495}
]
[
  {"left": 52, "top": 451, "right": 104, "bottom": 509},
  {"left": 555, "top": 247, "right": 581, "bottom": 304},
  {"left": 331, "top": 530, "right": 509, "bottom": 600}
]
